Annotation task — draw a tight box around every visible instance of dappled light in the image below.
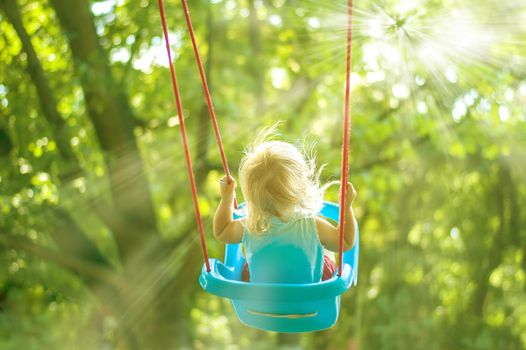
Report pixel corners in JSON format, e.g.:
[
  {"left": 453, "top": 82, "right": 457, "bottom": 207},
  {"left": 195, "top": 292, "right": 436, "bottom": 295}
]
[{"left": 0, "top": 0, "right": 525, "bottom": 349}]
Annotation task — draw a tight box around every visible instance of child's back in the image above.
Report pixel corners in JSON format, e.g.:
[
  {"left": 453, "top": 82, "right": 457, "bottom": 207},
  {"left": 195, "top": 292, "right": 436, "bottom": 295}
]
[{"left": 242, "top": 211, "right": 323, "bottom": 283}]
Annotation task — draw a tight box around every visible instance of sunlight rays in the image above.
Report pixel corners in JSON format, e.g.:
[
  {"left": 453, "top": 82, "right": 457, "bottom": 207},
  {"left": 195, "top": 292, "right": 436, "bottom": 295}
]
[
  {"left": 13, "top": 120, "right": 223, "bottom": 298},
  {"left": 265, "top": 0, "right": 526, "bottom": 183},
  {"left": 282, "top": 0, "right": 525, "bottom": 94}
]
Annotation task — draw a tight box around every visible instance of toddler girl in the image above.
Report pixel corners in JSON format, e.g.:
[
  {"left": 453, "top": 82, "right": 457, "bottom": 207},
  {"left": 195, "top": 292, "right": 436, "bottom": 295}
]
[{"left": 213, "top": 135, "right": 357, "bottom": 283}]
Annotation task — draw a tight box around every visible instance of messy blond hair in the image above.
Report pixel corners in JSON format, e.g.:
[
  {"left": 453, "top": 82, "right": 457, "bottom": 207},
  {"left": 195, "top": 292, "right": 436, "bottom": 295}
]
[{"left": 239, "top": 126, "right": 326, "bottom": 235}]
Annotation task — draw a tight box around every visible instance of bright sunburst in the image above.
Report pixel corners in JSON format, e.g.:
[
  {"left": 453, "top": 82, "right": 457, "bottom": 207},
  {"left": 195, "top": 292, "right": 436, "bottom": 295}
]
[{"left": 292, "top": 0, "right": 525, "bottom": 92}]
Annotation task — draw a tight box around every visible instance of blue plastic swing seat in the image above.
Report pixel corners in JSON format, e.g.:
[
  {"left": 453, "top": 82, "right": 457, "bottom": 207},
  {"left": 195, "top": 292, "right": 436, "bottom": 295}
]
[{"left": 199, "top": 201, "right": 359, "bottom": 333}]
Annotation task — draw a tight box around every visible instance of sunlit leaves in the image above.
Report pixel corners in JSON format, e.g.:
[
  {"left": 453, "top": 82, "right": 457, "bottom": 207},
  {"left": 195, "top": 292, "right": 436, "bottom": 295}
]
[{"left": 0, "top": 0, "right": 525, "bottom": 348}]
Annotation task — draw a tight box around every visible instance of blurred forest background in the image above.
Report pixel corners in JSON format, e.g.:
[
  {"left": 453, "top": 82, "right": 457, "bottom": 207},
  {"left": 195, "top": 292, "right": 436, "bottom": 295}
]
[{"left": 0, "top": 0, "right": 525, "bottom": 349}]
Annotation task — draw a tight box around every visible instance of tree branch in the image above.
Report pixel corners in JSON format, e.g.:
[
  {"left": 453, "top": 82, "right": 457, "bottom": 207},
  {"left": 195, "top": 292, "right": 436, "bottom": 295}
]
[
  {"left": 1, "top": 235, "right": 126, "bottom": 290},
  {"left": 0, "top": 0, "right": 79, "bottom": 176}
]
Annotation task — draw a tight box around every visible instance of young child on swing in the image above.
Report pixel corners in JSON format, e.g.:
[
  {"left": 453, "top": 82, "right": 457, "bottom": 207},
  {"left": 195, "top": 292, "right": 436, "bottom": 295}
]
[{"left": 213, "top": 128, "right": 357, "bottom": 283}]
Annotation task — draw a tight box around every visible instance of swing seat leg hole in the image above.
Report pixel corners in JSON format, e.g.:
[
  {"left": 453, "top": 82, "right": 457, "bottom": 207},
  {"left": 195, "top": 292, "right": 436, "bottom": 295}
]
[{"left": 246, "top": 309, "right": 318, "bottom": 319}]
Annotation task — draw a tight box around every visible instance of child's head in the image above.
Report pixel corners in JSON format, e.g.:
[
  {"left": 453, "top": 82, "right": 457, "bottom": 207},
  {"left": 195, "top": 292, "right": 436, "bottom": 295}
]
[{"left": 239, "top": 129, "right": 324, "bottom": 234}]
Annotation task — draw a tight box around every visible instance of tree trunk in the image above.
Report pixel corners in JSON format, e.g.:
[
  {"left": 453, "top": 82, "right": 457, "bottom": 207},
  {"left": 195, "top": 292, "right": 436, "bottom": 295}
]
[{"left": 48, "top": 0, "right": 159, "bottom": 264}]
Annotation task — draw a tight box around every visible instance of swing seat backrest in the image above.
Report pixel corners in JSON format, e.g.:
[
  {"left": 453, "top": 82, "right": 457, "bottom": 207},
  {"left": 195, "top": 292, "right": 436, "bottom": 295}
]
[{"left": 199, "top": 201, "right": 359, "bottom": 332}]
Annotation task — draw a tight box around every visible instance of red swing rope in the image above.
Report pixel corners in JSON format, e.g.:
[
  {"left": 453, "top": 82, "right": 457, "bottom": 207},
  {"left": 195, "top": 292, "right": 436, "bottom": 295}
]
[
  {"left": 157, "top": 0, "right": 210, "bottom": 272},
  {"left": 338, "top": 0, "right": 354, "bottom": 276},
  {"left": 180, "top": 0, "right": 237, "bottom": 208}
]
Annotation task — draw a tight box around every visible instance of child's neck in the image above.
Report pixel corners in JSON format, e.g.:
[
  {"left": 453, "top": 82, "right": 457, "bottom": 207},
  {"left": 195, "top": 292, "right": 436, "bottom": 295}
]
[{"left": 276, "top": 206, "right": 296, "bottom": 221}]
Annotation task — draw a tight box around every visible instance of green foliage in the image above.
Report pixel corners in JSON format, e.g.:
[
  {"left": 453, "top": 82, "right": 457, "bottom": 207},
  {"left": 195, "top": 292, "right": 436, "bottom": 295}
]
[{"left": 0, "top": 0, "right": 525, "bottom": 349}]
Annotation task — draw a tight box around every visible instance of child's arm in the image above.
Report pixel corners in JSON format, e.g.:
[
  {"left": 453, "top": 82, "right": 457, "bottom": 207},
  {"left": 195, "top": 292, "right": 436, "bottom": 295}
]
[
  {"left": 315, "top": 182, "right": 357, "bottom": 252},
  {"left": 213, "top": 176, "right": 244, "bottom": 244}
]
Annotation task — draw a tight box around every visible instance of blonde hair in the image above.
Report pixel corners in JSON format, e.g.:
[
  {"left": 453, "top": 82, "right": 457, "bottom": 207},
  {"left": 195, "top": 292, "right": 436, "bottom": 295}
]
[{"left": 239, "top": 126, "right": 326, "bottom": 235}]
